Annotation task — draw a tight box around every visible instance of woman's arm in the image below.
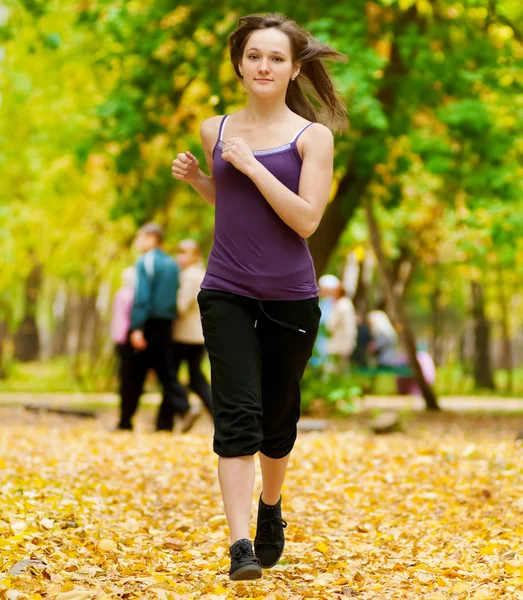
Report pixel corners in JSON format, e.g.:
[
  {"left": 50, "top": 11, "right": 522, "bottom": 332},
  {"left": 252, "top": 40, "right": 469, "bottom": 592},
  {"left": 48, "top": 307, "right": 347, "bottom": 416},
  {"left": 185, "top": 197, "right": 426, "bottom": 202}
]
[
  {"left": 171, "top": 116, "right": 221, "bottom": 206},
  {"left": 221, "top": 124, "right": 334, "bottom": 238}
]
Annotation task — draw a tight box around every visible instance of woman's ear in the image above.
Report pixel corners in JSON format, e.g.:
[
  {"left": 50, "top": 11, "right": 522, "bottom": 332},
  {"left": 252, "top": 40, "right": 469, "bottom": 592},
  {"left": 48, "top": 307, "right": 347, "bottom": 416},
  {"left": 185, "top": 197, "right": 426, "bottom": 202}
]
[{"left": 291, "top": 62, "right": 301, "bottom": 81}]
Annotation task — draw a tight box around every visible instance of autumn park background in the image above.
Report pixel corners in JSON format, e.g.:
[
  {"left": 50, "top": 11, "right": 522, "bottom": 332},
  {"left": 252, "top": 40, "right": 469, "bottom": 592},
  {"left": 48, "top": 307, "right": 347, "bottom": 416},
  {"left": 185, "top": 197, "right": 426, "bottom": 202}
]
[{"left": 1, "top": 1, "right": 523, "bottom": 599}]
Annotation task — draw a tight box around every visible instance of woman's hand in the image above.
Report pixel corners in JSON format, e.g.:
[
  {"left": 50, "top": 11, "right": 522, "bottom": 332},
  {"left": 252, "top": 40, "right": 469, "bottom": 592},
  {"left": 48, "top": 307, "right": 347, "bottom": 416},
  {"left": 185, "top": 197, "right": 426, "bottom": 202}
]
[
  {"left": 172, "top": 151, "right": 200, "bottom": 182},
  {"left": 221, "top": 137, "right": 258, "bottom": 177}
]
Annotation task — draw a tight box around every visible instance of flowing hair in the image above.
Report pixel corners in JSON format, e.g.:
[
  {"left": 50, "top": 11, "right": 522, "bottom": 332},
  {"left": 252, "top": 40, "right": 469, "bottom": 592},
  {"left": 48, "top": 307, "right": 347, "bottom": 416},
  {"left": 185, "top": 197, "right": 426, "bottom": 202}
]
[{"left": 229, "top": 13, "right": 347, "bottom": 132}]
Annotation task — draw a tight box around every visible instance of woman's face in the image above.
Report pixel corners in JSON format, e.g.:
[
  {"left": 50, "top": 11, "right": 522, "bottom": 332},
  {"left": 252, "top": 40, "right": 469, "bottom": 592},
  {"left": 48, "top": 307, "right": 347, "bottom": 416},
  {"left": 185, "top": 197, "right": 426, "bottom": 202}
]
[{"left": 240, "top": 28, "right": 298, "bottom": 97}]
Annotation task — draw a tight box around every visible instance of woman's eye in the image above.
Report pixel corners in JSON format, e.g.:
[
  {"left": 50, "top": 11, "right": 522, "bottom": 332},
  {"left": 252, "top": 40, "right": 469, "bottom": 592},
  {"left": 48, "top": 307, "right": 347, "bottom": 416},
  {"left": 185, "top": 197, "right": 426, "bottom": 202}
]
[
  {"left": 248, "top": 55, "right": 258, "bottom": 60},
  {"left": 273, "top": 57, "right": 283, "bottom": 62}
]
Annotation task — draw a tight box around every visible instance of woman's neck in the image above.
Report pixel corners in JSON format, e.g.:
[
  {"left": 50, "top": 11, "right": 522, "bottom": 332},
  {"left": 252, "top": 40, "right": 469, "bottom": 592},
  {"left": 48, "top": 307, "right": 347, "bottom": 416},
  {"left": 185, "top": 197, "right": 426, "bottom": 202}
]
[{"left": 243, "top": 96, "right": 291, "bottom": 124}]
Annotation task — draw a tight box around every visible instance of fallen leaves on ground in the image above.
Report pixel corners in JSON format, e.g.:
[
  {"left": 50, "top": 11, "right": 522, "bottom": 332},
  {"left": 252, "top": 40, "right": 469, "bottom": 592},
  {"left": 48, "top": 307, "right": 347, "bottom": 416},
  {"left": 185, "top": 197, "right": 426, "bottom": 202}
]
[{"left": 1, "top": 408, "right": 523, "bottom": 599}]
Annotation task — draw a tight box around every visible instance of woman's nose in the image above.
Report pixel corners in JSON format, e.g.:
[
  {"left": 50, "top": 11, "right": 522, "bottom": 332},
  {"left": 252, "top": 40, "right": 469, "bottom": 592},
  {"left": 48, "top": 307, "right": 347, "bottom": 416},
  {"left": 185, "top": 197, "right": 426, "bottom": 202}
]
[{"left": 258, "top": 60, "right": 270, "bottom": 74}]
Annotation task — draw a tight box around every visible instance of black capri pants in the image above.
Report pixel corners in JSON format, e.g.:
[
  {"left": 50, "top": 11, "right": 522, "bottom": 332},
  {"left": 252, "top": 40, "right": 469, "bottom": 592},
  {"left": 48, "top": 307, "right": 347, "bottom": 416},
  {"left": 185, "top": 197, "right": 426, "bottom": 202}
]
[{"left": 197, "top": 289, "right": 320, "bottom": 459}]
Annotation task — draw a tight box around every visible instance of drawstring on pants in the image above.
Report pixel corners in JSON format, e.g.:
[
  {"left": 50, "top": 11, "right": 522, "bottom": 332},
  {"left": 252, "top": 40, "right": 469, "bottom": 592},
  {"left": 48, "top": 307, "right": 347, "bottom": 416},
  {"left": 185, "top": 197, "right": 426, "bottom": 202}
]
[{"left": 254, "top": 300, "right": 306, "bottom": 334}]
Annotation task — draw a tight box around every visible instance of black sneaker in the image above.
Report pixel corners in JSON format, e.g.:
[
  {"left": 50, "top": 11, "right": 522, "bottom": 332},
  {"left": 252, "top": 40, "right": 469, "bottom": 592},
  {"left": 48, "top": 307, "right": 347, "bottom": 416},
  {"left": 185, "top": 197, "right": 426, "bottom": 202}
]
[
  {"left": 229, "top": 539, "right": 262, "bottom": 581},
  {"left": 254, "top": 495, "right": 288, "bottom": 568}
]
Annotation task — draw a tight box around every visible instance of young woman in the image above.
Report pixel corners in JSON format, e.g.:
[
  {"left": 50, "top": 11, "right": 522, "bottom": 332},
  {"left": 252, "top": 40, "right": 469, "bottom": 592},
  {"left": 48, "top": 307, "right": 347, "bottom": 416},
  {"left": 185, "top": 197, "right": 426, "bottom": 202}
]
[{"left": 171, "top": 13, "right": 346, "bottom": 581}]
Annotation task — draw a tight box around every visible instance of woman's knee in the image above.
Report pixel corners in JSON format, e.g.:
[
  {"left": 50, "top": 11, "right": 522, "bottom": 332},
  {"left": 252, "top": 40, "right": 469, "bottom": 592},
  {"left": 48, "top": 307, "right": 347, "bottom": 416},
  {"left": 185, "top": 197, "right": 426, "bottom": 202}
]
[{"left": 259, "top": 428, "right": 297, "bottom": 459}]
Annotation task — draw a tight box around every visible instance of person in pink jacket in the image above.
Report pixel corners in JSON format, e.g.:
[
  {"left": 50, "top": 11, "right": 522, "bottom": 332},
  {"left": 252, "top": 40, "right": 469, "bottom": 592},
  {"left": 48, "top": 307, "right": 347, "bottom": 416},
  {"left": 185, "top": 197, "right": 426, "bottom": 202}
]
[
  {"left": 111, "top": 267, "right": 136, "bottom": 346},
  {"left": 110, "top": 267, "right": 136, "bottom": 430}
]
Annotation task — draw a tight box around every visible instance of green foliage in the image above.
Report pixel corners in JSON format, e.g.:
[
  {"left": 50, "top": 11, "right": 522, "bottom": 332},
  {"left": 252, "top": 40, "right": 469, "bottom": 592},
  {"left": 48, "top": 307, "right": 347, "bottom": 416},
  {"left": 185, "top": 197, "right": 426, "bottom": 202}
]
[
  {"left": 0, "top": 0, "right": 522, "bottom": 385},
  {"left": 301, "top": 361, "right": 363, "bottom": 415}
]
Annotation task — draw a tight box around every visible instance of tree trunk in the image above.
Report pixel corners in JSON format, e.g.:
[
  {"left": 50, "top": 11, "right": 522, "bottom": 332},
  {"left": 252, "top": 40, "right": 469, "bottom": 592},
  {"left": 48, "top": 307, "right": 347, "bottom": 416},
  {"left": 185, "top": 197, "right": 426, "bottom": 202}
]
[
  {"left": 51, "top": 285, "right": 69, "bottom": 357},
  {"left": 0, "top": 321, "right": 7, "bottom": 379},
  {"left": 497, "top": 266, "right": 513, "bottom": 392},
  {"left": 309, "top": 170, "right": 369, "bottom": 275},
  {"left": 14, "top": 264, "right": 42, "bottom": 362},
  {"left": 353, "top": 253, "right": 371, "bottom": 315},
  {"left": 365, "top": 197, "right": 440, "bottom": 411},
  {"left": 72, "top": 294, "right": 94, "bottom": 380},
  {"left": 431, "top": 276, "right": 443, "bottom": 366},
  {"left": 309, "top": 5, "right": 420, "bottom": 275},
  {"left": 392, "top": 248, "right": 416, "bottom": 302},
  {"left": 471, "top": 280, "right": 495, "bottom": 390}
]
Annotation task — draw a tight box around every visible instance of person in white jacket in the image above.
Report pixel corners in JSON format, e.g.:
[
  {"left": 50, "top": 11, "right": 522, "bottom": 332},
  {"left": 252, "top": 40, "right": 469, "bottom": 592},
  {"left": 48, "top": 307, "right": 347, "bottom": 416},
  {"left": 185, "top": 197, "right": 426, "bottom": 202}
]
[
  {"left": 318, "top": 274, "right": 357, "bottom": 369},
  {"left": 172, "top": 239, "right": 212, "bottom": 422}
]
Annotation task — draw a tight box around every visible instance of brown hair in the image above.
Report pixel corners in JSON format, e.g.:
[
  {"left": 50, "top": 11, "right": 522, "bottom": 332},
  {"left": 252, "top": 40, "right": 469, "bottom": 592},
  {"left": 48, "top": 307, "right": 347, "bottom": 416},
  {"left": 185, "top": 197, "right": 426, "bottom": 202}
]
[
  {"left": 138, "top": 222, "right": 164, "bottom": 244},
  {"left": 229, "top": 13, "right": 347, "bottom": 132}
]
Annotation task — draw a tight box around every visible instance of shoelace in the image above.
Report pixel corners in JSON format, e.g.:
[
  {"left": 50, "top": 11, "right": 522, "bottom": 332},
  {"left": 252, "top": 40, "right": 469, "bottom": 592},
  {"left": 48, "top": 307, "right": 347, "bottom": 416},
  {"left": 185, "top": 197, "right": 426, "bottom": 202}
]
[
  {"left": 258, "top": 516, "right": 288, "bottom": 542},
  {"left": 231, "top": 540, "right": 253, "bottom": 560}
]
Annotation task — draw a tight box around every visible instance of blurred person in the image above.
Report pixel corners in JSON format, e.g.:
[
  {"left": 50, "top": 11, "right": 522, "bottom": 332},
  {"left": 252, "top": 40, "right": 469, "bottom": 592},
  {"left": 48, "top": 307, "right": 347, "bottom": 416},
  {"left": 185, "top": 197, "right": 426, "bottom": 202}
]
[
  {"left": 319, "top": 274, "right": 357, "bottom": 368},
  {"left": 172, "top": 239, "right": 212, "bottom": 420},
  {"left": 171, "top": 13, "right": 345, "bottom": 580},
  {"left": 111, "top": 266, "right": 136, "bottom": 348},
  {"left": 395, "top": 342, "right": 436, "bottom": 395},
  {"left": 118, "top": 223, "right": 195, "bottom": 433},
  {"left": 310, "top": 274, "right": 337, "bottom": 366},
  {"left": 351, "top": 312, "right": 372, "bottom": 368},
  {"left": 367, "top": 310, "right": 401, "bottom": 367},
  {"left": 110, "top": 266, "right": 136, "bottom": 428}
]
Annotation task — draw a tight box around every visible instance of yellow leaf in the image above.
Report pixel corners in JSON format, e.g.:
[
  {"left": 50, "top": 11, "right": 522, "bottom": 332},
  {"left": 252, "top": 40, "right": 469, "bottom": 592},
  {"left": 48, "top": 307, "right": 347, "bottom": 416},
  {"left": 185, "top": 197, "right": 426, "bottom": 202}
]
[
  {"left": 10, "top": 521, "right": 27, "bottom": 533},
  {"left": 313, "top": 573, "right": 334, "bottom": 586},
  {"left": 412, "top": 562, "right": 431, "bottom": 571},
  {"left": 213, "top": 586, "right": 227, "bottom": 594},
  {"left": 473, "top": 588, "right": 491, "bottom": 599},
  {"left": 480, "top": 544, "right": 497, "bottom": 555},
  {"left": 98, "top": 539, "right": 118, "bottom": 552},
  {"left": 415, "top": 571, "right": 434, "bottom": 584},
  {"left": 452, "top": 582, "right": 470, "bottom": 593},
  {"left": 504, "top": 562, "right": 522, "bottom": 574},
  {"left": 40, "top": 518, "right": 54, "bottom": 530},
  {"left": 56, "top": 592, "right": 92, "bottom": 600},
  {"left": 315, "top": 541, "right": 329, "bottom": 555},
  {"left": 0, "top": 578, "right": 11, "bottom": 590}
]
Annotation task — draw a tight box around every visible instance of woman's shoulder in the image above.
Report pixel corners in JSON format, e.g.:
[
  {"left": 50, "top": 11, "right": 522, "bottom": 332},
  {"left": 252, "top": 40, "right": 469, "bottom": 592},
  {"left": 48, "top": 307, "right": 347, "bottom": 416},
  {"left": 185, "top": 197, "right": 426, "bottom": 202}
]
[
  {"left": 200, "top": 115, "right": 225, "bottom": 139},
  {"left": 304, "top": 121, "right": 334, "bottom": 143},
  {"left": 295, "top": 119, "right": 333, "bottom": 156}
]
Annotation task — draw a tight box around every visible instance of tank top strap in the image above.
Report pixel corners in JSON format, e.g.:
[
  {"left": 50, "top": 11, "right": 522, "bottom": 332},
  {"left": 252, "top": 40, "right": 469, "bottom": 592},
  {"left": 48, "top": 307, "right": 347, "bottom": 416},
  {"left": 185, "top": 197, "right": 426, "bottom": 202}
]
[
  {"left": 290, "top": 121, "right": 315, "bottom": 145},
  {"left": 218, "top": 115, "right": 230, "bottom": 142}
]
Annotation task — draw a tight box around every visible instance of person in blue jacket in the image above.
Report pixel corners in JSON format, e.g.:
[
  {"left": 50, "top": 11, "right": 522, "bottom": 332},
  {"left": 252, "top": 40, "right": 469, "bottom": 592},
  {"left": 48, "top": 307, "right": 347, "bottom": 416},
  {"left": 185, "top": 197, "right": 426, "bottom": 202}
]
[{"left": 117, "top": 223, "right": 197, "bottom": 433}]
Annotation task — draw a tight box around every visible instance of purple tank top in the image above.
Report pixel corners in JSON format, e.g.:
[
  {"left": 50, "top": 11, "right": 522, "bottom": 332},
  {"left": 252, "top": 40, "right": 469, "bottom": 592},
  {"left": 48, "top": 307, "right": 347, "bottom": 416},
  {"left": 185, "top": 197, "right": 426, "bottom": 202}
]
[{"left": 201, "top": 115, "right": 319, "bottom": 301}]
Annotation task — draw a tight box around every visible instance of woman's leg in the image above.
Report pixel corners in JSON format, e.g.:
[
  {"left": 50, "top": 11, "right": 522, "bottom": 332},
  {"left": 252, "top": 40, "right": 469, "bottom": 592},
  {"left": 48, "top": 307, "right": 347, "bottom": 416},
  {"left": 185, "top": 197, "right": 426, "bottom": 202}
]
[
  {"left": 255, "top": 297, "right": 320, "bottom": 568},
  {"left": 219, "top": 456, "right": 256, "bottom": 543},
  {"left": 258, "top": 452, "right": 291, "bottom": 505},
  {"left": 198, "top": 290, "right": 263, "bottom": 579}
]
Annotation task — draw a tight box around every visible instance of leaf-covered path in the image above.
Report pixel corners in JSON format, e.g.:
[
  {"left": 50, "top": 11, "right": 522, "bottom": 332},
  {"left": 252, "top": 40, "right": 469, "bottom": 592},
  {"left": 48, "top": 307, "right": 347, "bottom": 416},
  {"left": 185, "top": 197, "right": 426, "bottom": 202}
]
[{"left": 1, "top": 408, "right": 523, "bottom": 599}]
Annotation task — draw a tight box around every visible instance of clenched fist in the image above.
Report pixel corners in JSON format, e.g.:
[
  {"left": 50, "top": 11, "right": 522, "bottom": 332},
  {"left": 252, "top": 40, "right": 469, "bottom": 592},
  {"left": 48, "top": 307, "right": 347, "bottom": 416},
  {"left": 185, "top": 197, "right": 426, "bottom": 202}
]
[
  {"left": 172, "top": 151, "right": 199, "bottom": 182},
  {"left": 221, "top": 137, "right": 257, "bottom": 176}
]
